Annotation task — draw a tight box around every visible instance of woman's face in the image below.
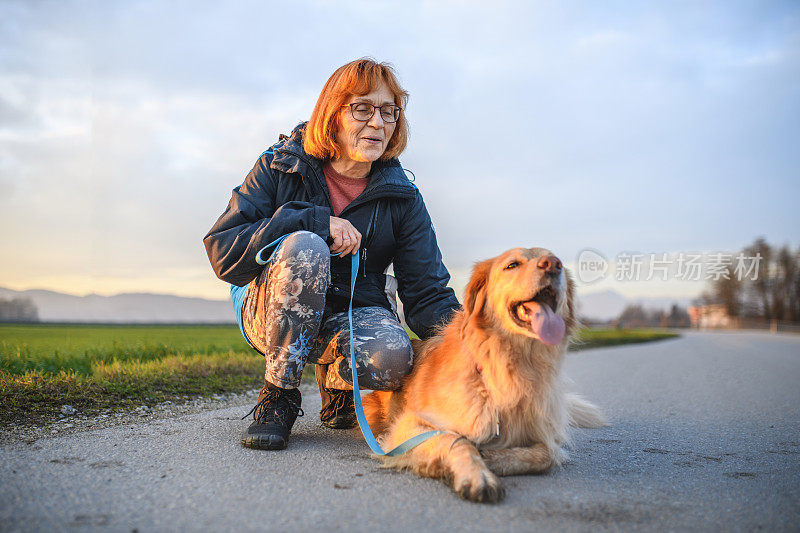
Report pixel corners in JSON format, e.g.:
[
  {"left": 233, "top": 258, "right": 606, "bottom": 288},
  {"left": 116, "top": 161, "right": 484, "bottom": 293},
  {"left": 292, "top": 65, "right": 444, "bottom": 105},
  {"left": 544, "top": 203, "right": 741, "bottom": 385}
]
[{"left": 335, "top": 81, "right": 397, "bottom": 165}]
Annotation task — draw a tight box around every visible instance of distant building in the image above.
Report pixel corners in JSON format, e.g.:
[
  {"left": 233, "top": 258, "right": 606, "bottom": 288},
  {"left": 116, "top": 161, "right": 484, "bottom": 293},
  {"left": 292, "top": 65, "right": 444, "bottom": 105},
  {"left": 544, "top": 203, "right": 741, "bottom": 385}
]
[
  {"left": 688, "top": 304, "right": 735, "bottom": 329},
  {"left": 688, "top": 304, "right": 800, "bottom": 333}
]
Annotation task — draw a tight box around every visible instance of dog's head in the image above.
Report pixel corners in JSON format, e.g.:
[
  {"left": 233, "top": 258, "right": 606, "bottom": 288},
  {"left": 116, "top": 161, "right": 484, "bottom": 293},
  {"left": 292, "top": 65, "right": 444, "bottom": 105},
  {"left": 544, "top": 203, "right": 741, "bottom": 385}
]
[{"left": 461, "top": 247, "right": 576, "bottom": 345}]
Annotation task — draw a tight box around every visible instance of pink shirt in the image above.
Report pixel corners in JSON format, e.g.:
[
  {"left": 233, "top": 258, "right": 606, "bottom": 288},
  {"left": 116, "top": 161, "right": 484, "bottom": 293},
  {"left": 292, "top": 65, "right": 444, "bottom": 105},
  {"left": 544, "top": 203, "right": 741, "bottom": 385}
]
[{"left": 322, "top": 163, "right": 369, "bottom": 216}]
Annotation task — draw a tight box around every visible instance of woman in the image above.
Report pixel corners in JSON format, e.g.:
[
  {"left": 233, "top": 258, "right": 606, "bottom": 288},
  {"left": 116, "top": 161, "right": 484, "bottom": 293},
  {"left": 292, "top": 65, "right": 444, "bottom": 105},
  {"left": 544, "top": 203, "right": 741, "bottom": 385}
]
[{"left": 204, "top": 58, "right": 460, "bottom": 451}]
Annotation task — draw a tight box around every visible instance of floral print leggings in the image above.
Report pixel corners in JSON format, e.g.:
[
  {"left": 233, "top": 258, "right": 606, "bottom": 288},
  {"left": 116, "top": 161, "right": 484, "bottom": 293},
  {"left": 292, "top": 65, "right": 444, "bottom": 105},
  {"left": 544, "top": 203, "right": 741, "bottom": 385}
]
[{"left": 241, "top": 231, "right": 413, "bottom": 391}]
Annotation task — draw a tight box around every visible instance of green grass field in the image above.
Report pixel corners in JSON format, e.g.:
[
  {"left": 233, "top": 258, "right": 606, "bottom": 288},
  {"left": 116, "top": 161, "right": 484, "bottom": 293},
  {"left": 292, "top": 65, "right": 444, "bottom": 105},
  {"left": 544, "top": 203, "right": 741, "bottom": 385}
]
[
  {"left": 0, "top": 324, "right": 678, "bottom": 425},
  {"left": 0, "top": 324, "right": 263, "bottom": 425}
]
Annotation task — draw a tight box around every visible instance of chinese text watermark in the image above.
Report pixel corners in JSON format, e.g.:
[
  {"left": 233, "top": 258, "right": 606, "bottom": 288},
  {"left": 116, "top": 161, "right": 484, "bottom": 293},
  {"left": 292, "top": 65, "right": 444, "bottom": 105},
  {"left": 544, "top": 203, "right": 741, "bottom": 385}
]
[{"left": 576, "top": 250, "right": 762, "bottom": 284}]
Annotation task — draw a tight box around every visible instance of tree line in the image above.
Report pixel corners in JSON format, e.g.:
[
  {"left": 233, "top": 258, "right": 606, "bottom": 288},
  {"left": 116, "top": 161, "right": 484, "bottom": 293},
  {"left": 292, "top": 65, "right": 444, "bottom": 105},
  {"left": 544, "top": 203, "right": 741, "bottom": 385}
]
[
  {"left": 615, "top": 304, "right": 691, "bottom": 329},
  {"left": 699, "top": 237, "right": 800, "bottom": 322},
  {"left": 0, "top": 297, "right": 39, "bottom": 322}
]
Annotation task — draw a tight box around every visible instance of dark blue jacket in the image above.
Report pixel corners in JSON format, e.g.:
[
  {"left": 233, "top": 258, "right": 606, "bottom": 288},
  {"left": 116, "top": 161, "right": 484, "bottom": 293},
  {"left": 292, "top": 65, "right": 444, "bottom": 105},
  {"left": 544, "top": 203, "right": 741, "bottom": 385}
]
[{"left": 203, "top": 123, "right": 460, "bottom": 339}]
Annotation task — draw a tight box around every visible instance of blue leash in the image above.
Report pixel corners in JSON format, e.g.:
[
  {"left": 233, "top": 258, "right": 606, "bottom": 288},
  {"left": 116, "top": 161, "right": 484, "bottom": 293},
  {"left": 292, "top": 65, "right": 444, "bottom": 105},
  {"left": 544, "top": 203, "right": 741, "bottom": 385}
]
[{"left": 255, "top": 235, "right": 445, "bottom": 456}]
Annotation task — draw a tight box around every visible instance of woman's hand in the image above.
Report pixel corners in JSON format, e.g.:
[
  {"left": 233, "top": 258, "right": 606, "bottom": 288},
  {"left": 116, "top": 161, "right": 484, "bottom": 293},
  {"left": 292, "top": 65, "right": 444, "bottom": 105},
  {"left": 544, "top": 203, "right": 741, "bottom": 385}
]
[{"left": 329, "top": 216, "right": 362, "bottom": 256}]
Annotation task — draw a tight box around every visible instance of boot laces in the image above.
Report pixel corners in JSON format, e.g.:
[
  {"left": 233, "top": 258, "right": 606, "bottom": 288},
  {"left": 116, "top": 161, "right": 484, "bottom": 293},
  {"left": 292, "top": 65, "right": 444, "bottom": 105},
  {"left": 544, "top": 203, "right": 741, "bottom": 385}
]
[{"left": 242, "top": 390, "right": 304, "bottom": 424}]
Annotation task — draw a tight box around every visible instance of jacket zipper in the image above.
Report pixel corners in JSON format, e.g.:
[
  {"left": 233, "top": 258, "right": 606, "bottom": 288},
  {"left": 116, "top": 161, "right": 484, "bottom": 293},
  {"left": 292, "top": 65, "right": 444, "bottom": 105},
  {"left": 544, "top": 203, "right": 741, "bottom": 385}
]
[{"left": 361, "top": 200, "right": 380, "bottom": 278}]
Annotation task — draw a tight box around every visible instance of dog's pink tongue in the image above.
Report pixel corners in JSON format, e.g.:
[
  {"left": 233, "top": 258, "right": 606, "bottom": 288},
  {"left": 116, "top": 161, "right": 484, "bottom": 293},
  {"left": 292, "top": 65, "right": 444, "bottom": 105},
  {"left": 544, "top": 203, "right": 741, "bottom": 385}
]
[{"left": 523, "top": 301, "right": 565, "bottom": 345}]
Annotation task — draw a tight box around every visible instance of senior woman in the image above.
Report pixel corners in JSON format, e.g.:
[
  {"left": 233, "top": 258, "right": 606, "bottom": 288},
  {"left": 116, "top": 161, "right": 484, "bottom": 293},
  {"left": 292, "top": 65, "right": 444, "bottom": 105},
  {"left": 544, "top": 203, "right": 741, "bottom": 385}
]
[{"left": 204, "top": 58, "right": 459, "bottom": 451}]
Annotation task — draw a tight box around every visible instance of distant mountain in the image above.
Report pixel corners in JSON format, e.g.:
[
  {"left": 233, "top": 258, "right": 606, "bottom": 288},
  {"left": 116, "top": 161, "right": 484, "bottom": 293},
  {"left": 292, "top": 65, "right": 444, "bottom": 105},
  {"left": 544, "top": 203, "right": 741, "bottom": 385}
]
[
  {"left": 0, "top": 285, "right": 694, "bottom": 324},
  {"left": 0, "top": 287, "right": 235, "bottom": 324},
  {"left": 576, "top": 289, "right": 695, "bottom": 322},
  {"left": 576, "top": 289, "right": 628, "bottom": 321}
]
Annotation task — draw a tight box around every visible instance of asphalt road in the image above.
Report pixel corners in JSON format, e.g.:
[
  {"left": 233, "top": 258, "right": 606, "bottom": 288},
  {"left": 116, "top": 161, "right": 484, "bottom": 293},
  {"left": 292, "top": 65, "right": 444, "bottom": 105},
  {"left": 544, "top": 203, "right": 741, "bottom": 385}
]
[{"left": 2, "top": 331, "right": 799, "bottom": 532}]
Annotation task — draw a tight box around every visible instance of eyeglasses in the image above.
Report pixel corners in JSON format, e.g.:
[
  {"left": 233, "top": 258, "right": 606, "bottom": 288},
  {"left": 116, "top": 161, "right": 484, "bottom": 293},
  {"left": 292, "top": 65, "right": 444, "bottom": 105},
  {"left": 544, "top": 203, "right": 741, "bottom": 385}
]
[{"left": 341, "top": 102, "right": 401, "bottom": 123}]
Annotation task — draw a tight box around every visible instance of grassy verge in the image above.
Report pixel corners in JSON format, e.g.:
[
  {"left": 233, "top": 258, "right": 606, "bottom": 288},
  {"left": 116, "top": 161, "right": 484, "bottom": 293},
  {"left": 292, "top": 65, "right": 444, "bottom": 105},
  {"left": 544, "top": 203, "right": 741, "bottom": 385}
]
[
  {"left": 570, "top": 327, "right": 679, "bottom": 351},
  {"left": 1, "top": 324, "right": 679, "bottom": 426},
  {"left": 1, "top": 352, "right": 265, "bottom": 425}
]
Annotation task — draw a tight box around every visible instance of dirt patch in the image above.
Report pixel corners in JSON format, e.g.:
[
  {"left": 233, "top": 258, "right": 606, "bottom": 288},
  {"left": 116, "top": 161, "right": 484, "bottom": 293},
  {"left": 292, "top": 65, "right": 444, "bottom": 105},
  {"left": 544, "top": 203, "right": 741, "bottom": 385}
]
[
  {"left": 724, "top": 471, "right": 758, "bottom": 479},
  {"left": 69, "top": 514, "right": 111, "bottom": 527},
  {"left": 49, "top": 456, "right": 84, "bottom": 465},
  {"left": 0, "top": 384, "right": 318, "bottom": 448},
  {"left": 523, "top": 498, "right": 659, "bottom": 525},
  {"left": 89, "top": 460, "right": 125, "bottom": 469},
  {"left": 643, "top": 447, "right": 670, "bottom": 454}
]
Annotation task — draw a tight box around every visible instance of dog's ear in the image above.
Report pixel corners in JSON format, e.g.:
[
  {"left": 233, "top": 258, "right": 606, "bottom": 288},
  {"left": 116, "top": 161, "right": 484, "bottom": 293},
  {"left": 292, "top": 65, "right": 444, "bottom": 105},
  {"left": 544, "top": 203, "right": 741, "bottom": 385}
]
[{"left": 461, "top": 258, "right": 492, "bottom": 338}]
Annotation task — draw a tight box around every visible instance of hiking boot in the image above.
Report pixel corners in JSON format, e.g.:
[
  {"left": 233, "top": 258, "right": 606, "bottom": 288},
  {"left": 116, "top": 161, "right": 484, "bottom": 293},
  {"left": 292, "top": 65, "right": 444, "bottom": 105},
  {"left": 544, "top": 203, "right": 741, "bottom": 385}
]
[
  {"left": 316, "top": 363, "right": 357, "bottom": 429},
  {"left": 241, "top": 381, "right": 303, "bottom": 450}
]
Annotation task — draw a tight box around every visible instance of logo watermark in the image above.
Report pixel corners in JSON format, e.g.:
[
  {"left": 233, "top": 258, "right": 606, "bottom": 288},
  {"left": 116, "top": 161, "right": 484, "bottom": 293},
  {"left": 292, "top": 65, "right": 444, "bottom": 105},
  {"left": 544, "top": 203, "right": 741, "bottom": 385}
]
[
  {"left": 576, "top": 249, "right": 609, "bottom": 284},
  {"left": 575, "top": 250, "right": 762, "bottom": 283}
]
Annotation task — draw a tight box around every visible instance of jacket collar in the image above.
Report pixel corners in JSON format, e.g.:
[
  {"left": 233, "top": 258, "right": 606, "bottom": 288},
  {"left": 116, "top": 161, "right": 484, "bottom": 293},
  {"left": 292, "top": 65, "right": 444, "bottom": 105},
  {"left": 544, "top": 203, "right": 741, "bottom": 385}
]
[{"left": 270, "top": 122, "right": 417, "bottom": 201}]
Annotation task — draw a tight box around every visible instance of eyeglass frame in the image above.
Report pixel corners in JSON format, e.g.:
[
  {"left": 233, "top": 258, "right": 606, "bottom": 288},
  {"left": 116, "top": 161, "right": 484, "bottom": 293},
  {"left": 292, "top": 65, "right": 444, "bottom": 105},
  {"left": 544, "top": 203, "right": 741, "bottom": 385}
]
[{"left": 340, "top": 102, "right": 402, "bottom": 124}]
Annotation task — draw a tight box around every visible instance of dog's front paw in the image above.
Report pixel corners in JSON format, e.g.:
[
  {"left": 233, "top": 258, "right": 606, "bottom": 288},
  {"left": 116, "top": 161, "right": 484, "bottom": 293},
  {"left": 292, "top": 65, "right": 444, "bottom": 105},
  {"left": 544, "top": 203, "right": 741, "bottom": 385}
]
[{"left": 452, "top": 468, "right": 505, "bottom": 504}]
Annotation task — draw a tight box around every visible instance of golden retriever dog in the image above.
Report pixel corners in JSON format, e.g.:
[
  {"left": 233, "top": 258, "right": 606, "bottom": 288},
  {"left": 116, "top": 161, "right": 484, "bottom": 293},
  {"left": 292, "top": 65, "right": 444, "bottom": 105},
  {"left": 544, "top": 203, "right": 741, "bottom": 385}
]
[{"left": 362, "top": 247, "right": 607, "bottom": 503}]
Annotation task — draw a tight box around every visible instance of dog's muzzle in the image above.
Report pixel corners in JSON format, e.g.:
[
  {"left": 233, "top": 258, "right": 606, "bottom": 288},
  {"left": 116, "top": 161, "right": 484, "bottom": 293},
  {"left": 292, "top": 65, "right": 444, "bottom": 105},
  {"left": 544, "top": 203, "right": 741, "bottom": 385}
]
[{"left": 512, "top": 285, "right": 565, "bottom": 345}]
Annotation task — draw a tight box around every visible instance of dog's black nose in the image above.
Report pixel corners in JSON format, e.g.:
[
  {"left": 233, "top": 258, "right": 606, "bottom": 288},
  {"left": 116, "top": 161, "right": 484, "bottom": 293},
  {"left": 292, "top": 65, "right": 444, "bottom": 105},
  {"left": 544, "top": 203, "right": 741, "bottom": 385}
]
[{"left": 537, "top": 255, "right": 562, "bottom": 274}]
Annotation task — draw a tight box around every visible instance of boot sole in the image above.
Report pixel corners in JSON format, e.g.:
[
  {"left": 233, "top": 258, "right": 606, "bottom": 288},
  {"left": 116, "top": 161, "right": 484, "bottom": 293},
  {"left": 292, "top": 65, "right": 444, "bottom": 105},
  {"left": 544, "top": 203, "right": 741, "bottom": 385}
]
[
  {"left": 241, "top": 435, "right": 288, "bottom": 450},
  {"left": 321, "top": 418, "right": 357, "bottom": 430}
]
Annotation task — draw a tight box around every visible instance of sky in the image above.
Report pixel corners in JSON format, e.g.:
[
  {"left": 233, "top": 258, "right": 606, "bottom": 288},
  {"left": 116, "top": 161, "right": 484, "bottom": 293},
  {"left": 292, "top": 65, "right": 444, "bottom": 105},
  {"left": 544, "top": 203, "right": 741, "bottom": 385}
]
[{"left": 1, "top": 0, "right": 798, "bottom": 302}]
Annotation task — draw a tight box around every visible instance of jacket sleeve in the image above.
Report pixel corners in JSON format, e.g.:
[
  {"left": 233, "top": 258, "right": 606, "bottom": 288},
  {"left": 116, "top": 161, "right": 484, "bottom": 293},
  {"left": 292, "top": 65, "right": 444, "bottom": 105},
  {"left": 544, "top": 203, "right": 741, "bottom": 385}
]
[
  {"left": 393, "top": 189, "right": 461, "bottom": 339},
  {"left": 203, "top": 154, "right": 331, "bottom": 286}
]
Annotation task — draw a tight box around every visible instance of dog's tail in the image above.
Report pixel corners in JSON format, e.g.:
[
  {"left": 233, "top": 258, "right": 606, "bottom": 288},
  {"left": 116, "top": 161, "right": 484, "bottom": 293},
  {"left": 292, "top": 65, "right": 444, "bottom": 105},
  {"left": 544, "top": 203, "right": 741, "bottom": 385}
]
[
  {"left": 362, "top": 390, "right": 393, "bottom": 436},
  {"left": 566, "top": 392, "right": 608, "bottom": 428}
]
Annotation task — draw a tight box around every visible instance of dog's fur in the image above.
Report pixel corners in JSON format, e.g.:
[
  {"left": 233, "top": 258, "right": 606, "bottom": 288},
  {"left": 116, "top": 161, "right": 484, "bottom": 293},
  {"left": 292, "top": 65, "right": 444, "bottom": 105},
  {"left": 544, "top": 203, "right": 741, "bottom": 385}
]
[{"left": 363, "top": 247, "right": 607, "bottom": 503}]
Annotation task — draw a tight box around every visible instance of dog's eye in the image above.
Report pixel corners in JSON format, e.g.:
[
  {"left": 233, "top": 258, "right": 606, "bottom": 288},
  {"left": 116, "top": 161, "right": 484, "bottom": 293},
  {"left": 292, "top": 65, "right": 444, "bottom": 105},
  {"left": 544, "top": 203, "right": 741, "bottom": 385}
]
[{"left": 505, "top": 261, "right": 519, "bottom": 270}]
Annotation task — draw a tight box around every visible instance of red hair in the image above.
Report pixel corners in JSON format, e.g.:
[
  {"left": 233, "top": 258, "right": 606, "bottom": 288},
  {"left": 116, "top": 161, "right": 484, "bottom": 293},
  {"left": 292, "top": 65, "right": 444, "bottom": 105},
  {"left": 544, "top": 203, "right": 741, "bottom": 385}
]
[{"left": 304, "top": 58, "right": 409, "bottom": 161}]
